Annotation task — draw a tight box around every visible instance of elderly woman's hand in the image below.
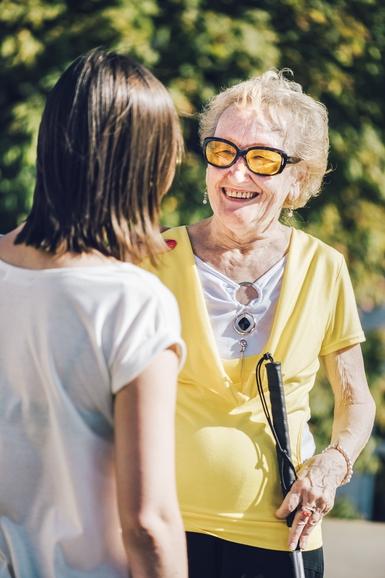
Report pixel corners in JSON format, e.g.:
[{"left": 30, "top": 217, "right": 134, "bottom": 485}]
[{"left": 275, "top": 448, "right": 347, "bottom": 550}]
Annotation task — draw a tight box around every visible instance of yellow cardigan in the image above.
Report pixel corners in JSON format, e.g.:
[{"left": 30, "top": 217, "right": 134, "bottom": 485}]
[{"left": 143, "top": 225, "right": 365, "bottom": 551}]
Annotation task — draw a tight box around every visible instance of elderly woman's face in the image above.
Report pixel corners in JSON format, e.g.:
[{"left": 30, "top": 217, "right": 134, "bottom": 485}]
[{"left": 206, "top": 105, "right": 299, "bottom": 234}]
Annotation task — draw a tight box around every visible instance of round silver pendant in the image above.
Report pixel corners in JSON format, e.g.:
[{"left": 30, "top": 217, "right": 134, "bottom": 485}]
[
  {"left": 235, "top": 282, "right": 259, "bottom": 305},
  {"left": 233, "top": 311, "right": 256, "bottom": 335}
]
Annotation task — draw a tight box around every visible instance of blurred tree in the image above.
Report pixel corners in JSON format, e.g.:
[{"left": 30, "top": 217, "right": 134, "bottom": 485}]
[
  {"left": 0, "top": 0, "right": 124, "bottom": 230},
  {"left": 1, "top": 0, "right": 384, "bottom": 507}
]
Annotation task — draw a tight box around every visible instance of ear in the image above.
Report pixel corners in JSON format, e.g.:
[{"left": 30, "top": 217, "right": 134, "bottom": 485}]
[
  {"left": 284, "top": 181, "right": 300, "bottom": 208},
  {"left": 284, "top": 164, "right": 307, "bottom": 208}
]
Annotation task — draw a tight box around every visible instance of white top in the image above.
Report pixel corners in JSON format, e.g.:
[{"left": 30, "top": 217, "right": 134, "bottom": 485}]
[
  {"left": 195, "top": 255, "right": 315, "bottom": 460},
  {"left": 195, "top": 255, "right": 286, "bottom": 359},
  {"left": 0, "top": 260, "right": 185, "bottom": 578}
]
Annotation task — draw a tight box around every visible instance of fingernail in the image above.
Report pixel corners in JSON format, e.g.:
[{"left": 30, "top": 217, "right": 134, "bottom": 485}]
[{"left": 289, "top": 542, "right": 296, "bottom": 551}]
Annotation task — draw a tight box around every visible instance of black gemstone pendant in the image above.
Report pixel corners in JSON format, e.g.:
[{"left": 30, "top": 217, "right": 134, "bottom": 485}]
[
  {"left": 238, "top": 316, "right": 251, "bottom": 331},
  {"left": 233, "top": 311, "right": 256, "bottom": 335}
]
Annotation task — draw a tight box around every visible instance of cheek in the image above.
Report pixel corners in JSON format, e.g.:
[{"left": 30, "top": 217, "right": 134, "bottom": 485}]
[
  {"left": 206, "top": 165, "right": 218, "bottom": 190},
  {"left": 264, "top": 176, "right": 292, "bottom": 204},
  {"left": 205, "top": 168, "right": 210, "bottom": 190},
  {"left": 206, "top": 166, "right": 222, "bottom": 194}
]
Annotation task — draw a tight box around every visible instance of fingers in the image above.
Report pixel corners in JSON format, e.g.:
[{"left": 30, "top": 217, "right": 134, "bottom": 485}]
[
  {"left": 275, "top": 481, "right": 302, "bottom": 519},
  {"left": 288, "top": 507, "right": 312, "bottom": 551},
  {"left": 275, "top": 457, "right": 338, "bottom": 550},
  {"left": 275, "top": 477, "right": 319, "bottom": 519},
  {"left": 288, "top": 506, "right": 323, "bottom": 551},
  {"left": 297, "top": 507, "right": 323, "bottom": 550},
  {"left": 275, "top": 463, "right": 336, "bottom": 516}
]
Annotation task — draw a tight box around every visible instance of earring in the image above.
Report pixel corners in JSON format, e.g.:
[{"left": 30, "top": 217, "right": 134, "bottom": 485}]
[
  {"left": 202, "top": 190, "right": 208, "bottom": 205},
  {"left": 287, "top": 206, "right": 294, "bottom": 218}
]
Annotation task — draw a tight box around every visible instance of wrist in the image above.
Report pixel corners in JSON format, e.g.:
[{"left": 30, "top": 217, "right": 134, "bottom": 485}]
[{"left": 322, "top": 443, "right": 353, "bottom": 486}]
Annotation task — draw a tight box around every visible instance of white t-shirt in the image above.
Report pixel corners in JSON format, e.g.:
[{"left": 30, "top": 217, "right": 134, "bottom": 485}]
[{"left": 0, "top": 259, "right": 185, "bottom": 578}]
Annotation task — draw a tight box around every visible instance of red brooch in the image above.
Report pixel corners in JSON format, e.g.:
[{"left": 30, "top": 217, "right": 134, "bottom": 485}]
[{"left": 165, "top": 239, "right": 177, "bottom": 250}]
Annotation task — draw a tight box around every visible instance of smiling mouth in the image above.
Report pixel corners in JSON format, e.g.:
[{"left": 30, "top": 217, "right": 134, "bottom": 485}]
[{"left": 222, "top": 187, "right": 260, "bottom": 200}]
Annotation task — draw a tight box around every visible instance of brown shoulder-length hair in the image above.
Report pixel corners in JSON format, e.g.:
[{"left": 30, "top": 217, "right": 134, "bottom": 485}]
[{"left": 15, "top": 48, "right": 183, "bottom": 263}]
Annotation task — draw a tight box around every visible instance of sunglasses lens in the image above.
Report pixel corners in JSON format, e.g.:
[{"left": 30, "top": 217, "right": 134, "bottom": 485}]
[
  {"left": 246, "top": 149, "right": 283, "bottom": 175},
  {"left": 205, "top": 140, "right": 237, "bottom": 167}
]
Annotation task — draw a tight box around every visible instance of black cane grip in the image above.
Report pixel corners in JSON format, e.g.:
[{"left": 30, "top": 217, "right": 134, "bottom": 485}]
[
  {"left": 286, "top": 509, "right": 296, "bottom": 528},
  {"left": 263, "top": 357, "right": 306, "bottom": 576},
  {"left": 265, "top": 361, "right": 297, "bottom": 527}
]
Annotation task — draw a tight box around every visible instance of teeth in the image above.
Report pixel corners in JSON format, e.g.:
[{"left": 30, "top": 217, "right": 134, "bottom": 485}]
[{"left": 223, "top": 188, "right": 258, "bottom": 199}]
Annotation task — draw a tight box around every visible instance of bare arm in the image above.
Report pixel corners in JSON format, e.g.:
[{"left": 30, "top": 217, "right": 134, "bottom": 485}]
[
  {"left": 324, "top": 343, "right": 376, "bottom": 459},
  {"left": 114, "top": 347, "right": 188, "bottom": 578},
  {"left": 276, "top": 344, "right": 376, "bottom": 549}
]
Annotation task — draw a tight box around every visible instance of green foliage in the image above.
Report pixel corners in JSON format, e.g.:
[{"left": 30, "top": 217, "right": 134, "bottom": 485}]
[
  {"left": 1, "top": 0, "right": 384, "bottom": 498},
  {"left": 328, "top": 496, "right": 363, "bottom": 520},
  {"left": 0, "top": 0, "right": 124, "bottom": 230}
]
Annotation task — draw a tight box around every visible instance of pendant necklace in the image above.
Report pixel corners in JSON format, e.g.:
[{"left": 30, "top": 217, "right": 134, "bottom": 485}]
[
  {"left": 233, "top": 280, "right": 260, "bottom": 357},
  {"left": 232, "top": 279, "right": 261, "bottom": 382}
]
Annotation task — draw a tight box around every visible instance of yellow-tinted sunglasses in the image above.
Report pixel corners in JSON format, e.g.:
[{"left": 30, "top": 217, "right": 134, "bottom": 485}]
[{"left": 203, "top": 137, "right": 301, "bottom": 176}]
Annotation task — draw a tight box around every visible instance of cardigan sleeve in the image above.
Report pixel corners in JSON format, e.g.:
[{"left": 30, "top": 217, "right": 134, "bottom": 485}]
[{"left": 319, "top": 256, "right": 365, "bottom": 356}]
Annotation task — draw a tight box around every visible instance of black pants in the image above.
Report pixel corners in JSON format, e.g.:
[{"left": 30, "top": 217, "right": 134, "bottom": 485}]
[{"left": 186, "top": 532, "right": 324, "bottom": 578}]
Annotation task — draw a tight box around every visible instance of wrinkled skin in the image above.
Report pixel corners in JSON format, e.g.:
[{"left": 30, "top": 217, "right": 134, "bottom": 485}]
[{"left": 275, "top": 344, "right": 375, "bottom": 549}]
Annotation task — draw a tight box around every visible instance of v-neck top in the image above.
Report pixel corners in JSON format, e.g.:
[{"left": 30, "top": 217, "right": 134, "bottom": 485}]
[{"left": 142, "top": 225, "right": 365, "bottom": 552}]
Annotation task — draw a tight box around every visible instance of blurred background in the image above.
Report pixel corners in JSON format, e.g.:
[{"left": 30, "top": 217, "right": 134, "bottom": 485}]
[{"left": 1, "top": 0, "right": 384, "bottom": 522}]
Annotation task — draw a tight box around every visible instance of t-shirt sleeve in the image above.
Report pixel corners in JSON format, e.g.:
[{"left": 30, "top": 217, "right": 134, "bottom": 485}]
[
  {"left": 109, "top": 281, "right": 186, "bottom": 394},
  {"left": 319, "top": 255, "right": 365, "bottom": 356}
]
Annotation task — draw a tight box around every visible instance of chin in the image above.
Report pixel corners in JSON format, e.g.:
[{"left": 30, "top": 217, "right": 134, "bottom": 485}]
[{"left": 221, "top": 210, "right": 264, "bottom": 231}]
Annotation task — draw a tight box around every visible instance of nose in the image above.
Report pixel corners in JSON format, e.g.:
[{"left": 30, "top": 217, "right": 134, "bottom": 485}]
[{"left": 229, "top": 156, "right": 252, "bottom": 182}]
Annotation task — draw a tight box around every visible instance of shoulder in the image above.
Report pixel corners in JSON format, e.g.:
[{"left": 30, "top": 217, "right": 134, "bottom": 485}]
[
  {"left": 141, "top": 225, "right": 191, "bottom": 274},
  {"left": 161, "top": 225, "right": 188, "bottom": 244},
  {"left": 57, "top": 263, "right": 178, "bottom": 316},
  {"left": 78, "top": 265, "right": 182, "bottom": 344},
  {"left": 107, "top": 264, "right": 178, "bottom": 307},
  {"left": 293, "top": 228, "right": 344, "bottom": 266}
]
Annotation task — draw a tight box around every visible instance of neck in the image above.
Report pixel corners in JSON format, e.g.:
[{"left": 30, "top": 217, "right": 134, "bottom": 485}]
[
  {"left": 205, "top": 216, "right": 288, "bottom": 254},
  {"left": 0, "top": 227, "right": 120, "bottom": 270},
  {"left": 188, "top": 217, "right": 291, "bottom": 283}
]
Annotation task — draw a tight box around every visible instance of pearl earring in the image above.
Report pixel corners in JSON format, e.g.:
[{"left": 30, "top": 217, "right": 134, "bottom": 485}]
[
  {"left": 287, "top": 207, "right": 294, "bottom": 218},
  {"left": 202, "top": 190, "right": 208, "bottom": 205}
]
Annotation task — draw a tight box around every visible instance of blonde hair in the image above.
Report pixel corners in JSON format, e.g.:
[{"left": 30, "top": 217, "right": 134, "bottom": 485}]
[{"left": 199, "top": 69, "right": 329, "bottom": 207}]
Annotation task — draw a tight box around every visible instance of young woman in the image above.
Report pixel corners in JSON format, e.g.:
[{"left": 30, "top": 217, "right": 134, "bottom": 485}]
[{"left": 0, "top": 49, "right": 188, "bottom": 578}]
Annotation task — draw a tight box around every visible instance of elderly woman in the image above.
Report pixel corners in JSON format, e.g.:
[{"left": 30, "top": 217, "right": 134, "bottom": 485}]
[{"left": 144, "top": 70, "right": 375, "bottom": 578}]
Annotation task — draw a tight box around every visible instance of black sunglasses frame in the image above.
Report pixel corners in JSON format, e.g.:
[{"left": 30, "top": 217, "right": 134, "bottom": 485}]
[{"left": 203, "top": 137, "right": 301, "bottom": 176}]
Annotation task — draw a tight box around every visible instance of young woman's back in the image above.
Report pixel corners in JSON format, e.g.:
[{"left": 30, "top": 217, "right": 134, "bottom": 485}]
[
  {"left": 0, "top": 49, "right": 187, "bottom": 578},
  {"left": 0, "top": 260, "right": 181, "bottom": 577}
]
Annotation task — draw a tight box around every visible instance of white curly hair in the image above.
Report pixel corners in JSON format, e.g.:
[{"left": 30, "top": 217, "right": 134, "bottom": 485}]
[{"left": 199, "top": 69, "right": 329, "bottom": 208}]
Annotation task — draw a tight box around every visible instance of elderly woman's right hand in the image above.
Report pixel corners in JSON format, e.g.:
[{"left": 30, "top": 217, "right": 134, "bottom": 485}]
[{"left": 275, "top": 448, "right": 347, "bottom": 550}]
